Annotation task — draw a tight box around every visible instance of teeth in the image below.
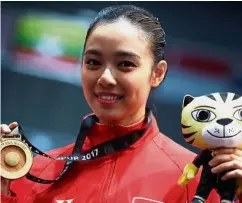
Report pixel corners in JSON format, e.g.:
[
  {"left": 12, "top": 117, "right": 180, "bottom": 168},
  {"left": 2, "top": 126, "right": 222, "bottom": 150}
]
[{"left": 100, "top": 96, "right": 120, "bottom": 100}]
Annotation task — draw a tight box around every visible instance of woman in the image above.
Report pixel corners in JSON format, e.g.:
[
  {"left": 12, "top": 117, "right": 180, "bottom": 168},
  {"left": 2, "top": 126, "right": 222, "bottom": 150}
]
[{"left": 1, "top": 5, "right": 242, "bottom": 203}]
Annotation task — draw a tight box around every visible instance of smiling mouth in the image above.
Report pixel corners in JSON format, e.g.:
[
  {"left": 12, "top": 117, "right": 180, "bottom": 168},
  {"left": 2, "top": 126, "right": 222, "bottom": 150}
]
[
  {"left": 95, "top": 94, "right": 124, "bottom": 105},
  {"left": 97, "top": 95, "right": 123, "bottom": 100},
  {"left": 207, "top": 130, "right": 241, "bottom": 138}
]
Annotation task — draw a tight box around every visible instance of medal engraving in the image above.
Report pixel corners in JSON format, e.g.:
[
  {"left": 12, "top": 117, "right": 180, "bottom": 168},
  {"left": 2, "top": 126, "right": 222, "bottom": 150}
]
[{"left": 0, "top": 127, "right": 33, "bottom": 180}]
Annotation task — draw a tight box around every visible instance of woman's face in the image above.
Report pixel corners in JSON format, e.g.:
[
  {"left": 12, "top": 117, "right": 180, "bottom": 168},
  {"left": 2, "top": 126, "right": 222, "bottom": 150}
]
[{"left": 82, "top": 19, "right": 161, "bottom": 125}]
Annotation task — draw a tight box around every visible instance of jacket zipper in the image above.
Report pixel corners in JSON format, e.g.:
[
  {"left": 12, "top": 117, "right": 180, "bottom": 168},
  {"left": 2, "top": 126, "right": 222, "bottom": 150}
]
[{"left": 100, "top": 158, "right": 117, "bottom": 203}]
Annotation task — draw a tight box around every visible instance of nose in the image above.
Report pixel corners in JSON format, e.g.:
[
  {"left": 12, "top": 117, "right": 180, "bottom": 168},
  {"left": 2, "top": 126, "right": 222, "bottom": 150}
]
[
  {"left": 98, "top": 68, "right": 117, "bottom": 87},
  {"left": 216, "top": 118, "right": 233, "bottom": 126}
]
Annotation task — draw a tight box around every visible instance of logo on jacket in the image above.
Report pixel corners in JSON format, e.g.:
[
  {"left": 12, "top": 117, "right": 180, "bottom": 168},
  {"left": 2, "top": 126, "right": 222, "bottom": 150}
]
[
  {"left": 132, "top": 197, "right": 164, "bottom": 203},
  {"left": 56, "top": 199, "right": 74, "bottom": 203}
]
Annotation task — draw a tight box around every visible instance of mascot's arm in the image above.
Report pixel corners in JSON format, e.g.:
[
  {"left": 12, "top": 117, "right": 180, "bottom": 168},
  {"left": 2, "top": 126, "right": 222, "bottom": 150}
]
[
  {"left": 178, "top": 149, "right": 211, "bottom": 186},
  {"left": 192, "top": 149, "right": 212, "bottom": 168}
]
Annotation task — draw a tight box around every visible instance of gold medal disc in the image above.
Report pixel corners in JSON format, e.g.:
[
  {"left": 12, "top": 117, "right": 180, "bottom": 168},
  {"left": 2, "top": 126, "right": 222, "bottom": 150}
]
[{"left": 1, "top": 139, "right": 33, "bottom": 180}]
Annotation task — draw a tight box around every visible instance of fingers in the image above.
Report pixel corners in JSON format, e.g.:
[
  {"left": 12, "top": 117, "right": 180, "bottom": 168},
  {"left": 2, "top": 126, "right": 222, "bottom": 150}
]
[
  {"left": 221, "top": 169, "right": 242, "bottom": 181},
  {"left": 1, "top": 177, "right": 11, "bottom": 184},
  {"left": 211, "top": 159, "right": 242, "bottom": 175},
  {"left": 209, "top": 148, "right": 242, "bottom": 181},
  {"left": 0, "top": 122, "right": 18, "bottom": 135},
  {"left": 0, "top": 124, "right": 11, "bottom": 134},
  {"left": 213, "top": 148, "right": 242, "bottom": 156},
  {"left": 209, "top": 154, "right": 242, "bottom": 167},
  {"left": 1, "top": 177, "right": 11, "bottom": 195},
  {"left": 9, "top": 122, "right": 18, "bottom": 130}
]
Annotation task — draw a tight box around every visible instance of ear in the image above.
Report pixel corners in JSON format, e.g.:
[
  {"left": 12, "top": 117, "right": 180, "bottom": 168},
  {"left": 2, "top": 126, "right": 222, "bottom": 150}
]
[
  {"left": 151, "top": 60, "right": 167, "bottom": 87},
  {"left": 182, "top": 95, "right": 194, "bottom": 108}
]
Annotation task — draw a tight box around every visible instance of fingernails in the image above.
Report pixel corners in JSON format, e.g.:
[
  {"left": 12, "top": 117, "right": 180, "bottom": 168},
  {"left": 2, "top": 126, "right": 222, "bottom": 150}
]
[
  {"left": 10, "top": 122, "right": 18, "bottom": 127},
  {"left": 209, "top": 161, "right": 214, "bottom": 166},
  {"left": 221, "top": 176, "right": 227, "bottom": 181},
  {"left": 211, "top": 167, "right": 217, "bottom": 173}
]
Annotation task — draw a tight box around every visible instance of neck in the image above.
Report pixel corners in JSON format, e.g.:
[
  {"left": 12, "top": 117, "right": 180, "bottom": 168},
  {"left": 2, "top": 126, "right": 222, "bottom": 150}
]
[
  {"left": 99, "top": 115, "right": 146, "bottom": 127},
  {"left": 86, "top": 109, "right": 148, "bottom": 149}
]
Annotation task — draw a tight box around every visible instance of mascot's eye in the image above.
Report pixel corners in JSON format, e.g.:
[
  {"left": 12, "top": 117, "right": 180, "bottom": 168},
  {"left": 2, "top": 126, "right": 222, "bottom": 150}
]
[
  {"left": 234, "top": 109, "right": 242, "bottom": 121},
  {"left": 192, "top": 109, "right": 216, "bottom": 122}
]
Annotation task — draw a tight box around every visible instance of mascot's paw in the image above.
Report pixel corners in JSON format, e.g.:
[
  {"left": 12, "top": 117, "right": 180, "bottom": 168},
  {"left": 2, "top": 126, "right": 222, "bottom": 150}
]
[{"left": 178, "top": 163, "right": 198, "bottom": 186}]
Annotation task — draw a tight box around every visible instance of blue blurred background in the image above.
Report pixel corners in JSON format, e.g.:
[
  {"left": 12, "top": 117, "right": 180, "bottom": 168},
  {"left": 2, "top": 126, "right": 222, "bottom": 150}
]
[{"left": 1, "top": 1, "right": 242, "bottom": 153}]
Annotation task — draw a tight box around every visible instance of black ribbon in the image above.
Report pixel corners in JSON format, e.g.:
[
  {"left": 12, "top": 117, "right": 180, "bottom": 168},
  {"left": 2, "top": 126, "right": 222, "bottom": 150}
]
[{"left": 15, "top": 109, "right": 152, "bottom": 184}]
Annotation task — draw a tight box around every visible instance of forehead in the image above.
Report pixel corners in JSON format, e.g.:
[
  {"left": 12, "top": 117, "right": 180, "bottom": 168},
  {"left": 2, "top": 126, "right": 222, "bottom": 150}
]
[
  {"left": 86, "top": 19, "right": 150, "bottom": 53},
  {"left": 94, "top": 19, "right": 140, "bottom": 39}
]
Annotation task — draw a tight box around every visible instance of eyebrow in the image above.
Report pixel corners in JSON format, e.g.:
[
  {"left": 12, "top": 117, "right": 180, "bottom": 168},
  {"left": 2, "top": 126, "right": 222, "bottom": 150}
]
[
  {"left": 84, "top": 49, "right": 102, "bottom": 56},
  {"left": 194, "top": 105, "right": 216, "bottom": 109},
  {"left": 84, "top": 49, "right": 141, "bottom": 59},
  {"left": 114, "top": 51, "right": 141, "bottom": 59},
  {"left": 233, "top": 105, "right": 242, "bottom": 109}
]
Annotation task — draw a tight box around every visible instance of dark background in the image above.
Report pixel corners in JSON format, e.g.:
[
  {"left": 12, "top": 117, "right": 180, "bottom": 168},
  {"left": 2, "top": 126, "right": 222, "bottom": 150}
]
[{"left": 1, "top": 1, "right": 242, "bottom": 153}]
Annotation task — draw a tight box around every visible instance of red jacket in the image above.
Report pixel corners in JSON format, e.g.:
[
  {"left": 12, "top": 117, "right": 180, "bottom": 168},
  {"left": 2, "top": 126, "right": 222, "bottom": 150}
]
[{"left": 1, "top": 115, "right": 241, "bottom": 203}]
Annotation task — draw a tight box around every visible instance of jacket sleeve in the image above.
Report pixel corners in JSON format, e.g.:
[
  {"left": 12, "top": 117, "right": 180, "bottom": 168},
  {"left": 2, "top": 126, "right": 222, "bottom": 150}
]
[
  {"left": 1, "top": 175, "right": 37, "bottom": 203},
  {"left": 1, "top": 193, "right": 18, "bottom": 203}
]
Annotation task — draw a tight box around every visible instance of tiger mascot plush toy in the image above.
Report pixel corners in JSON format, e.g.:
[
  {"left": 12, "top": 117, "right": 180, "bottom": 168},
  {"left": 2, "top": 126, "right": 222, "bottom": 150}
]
[{"left": 178, "top": 92, "right": 242, "bottom": 203}]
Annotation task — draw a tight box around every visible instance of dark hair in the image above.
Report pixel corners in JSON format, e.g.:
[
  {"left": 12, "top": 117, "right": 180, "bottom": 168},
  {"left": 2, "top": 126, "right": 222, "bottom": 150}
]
[{"left": 83, "top": 5, "right": 166, "bottom": 64}]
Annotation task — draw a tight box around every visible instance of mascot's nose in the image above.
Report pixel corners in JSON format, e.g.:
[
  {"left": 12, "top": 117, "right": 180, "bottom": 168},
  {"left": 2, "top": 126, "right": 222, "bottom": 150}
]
[{"left": 216, "top": 118, "right": 233, "bottom": 126}]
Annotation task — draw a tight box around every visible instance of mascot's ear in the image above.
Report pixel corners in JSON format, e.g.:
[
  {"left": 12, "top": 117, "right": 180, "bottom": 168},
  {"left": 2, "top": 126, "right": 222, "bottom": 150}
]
[{"left": 182, "top": 95, "right": 194, "bottom": 108}]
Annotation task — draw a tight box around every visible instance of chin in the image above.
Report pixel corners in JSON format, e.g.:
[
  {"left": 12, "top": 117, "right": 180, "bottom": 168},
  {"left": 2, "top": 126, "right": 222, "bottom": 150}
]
[
  {"left": 95, "top": 109, "right": 123, "bottom": 124},
  {"left": 98, "top": 115, "right": 121, "bottom": 125}
]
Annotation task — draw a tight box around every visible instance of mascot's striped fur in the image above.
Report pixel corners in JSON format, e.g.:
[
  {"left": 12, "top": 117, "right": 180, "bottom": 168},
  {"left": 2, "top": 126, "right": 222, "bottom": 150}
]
[{"left": 178, "top": 92, "right": 242, "bottom": 203}]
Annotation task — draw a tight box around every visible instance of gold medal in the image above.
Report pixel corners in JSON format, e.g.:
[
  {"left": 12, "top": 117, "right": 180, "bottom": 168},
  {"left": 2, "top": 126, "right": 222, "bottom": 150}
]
[{"left": 0, "top": 127, "right": 33, "bottom": 180}]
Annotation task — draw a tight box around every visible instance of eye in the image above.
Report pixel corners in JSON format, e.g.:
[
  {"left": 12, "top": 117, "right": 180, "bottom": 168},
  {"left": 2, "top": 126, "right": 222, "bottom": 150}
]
[
  {"left": 85, "top": 59, "right": 101, "bottom": 66},
  {"left": 234, "top": 109, "right": 242, "bottom": 121},
  {"left": 118, "top": 61, "right": 137, "bottom": 68},
  {"left": 191, "top": 109, "right": 216, "bottom": 122}
]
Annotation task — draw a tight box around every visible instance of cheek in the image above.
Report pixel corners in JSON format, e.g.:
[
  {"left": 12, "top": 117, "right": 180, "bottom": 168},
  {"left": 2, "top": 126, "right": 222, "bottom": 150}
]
[
  {"left": 81, "top": 71, "right": 95, "bottom": 97},
  {"left": 81, "top": 72, "right": 88, "bottom": 91},
  {"left": 121, "top": 73, "right": 151, "bottom": 98}
]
